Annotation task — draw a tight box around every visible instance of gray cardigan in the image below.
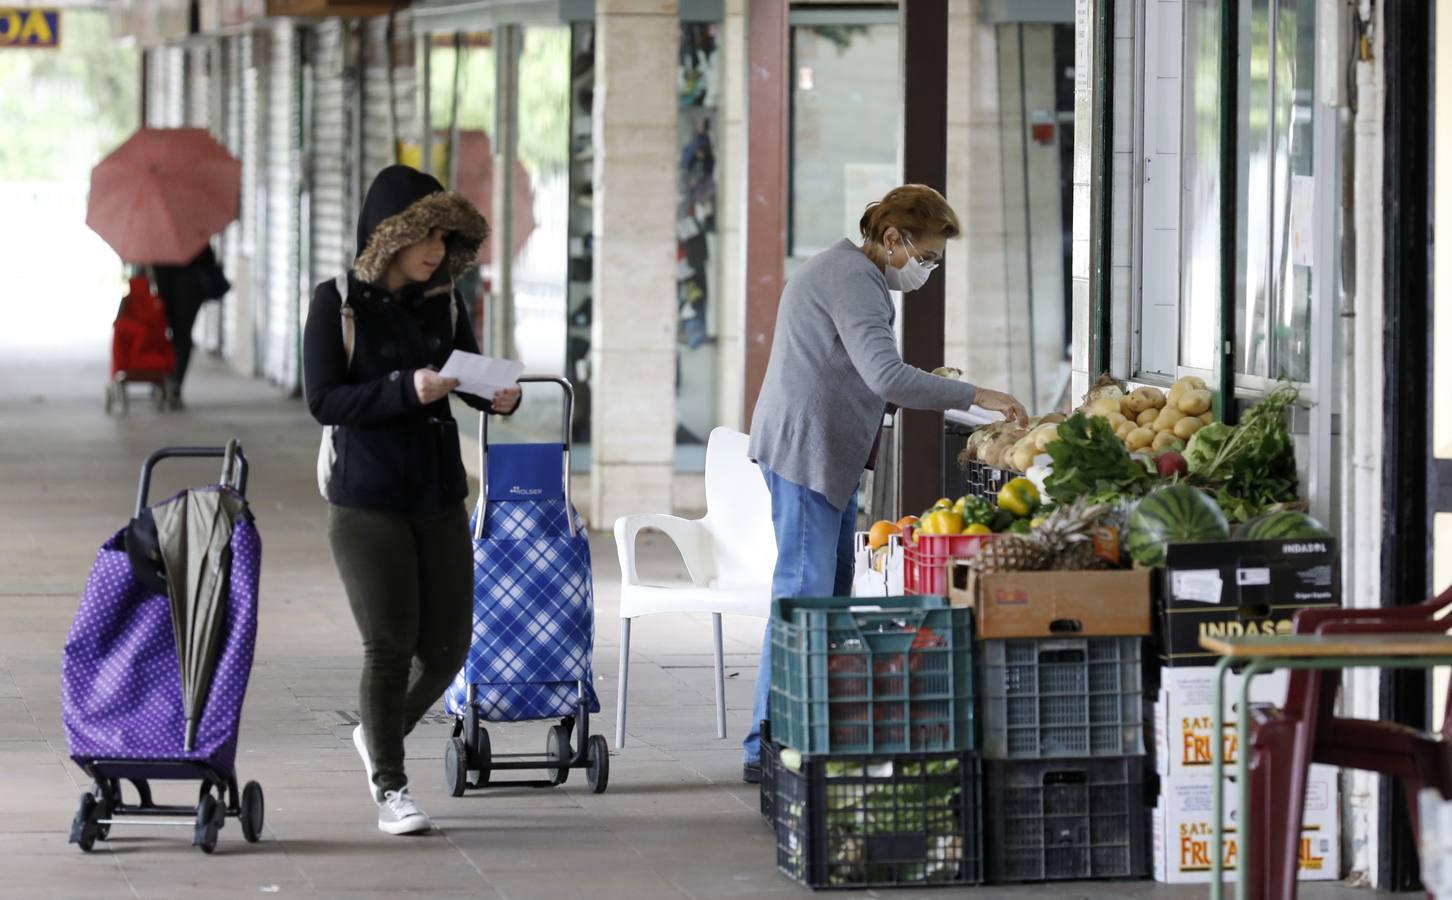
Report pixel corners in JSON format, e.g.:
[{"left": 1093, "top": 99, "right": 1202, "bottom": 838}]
[{"left": 748, "top": 240, "right": 979, "bottom": 510}]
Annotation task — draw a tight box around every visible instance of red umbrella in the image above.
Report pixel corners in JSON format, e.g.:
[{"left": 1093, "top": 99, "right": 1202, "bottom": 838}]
[
  {"left": 87, "top": 128, "right": 241, "bottom": 265},
  {"left": 451, "top": 130, "right": 536, "bottom": 264}
]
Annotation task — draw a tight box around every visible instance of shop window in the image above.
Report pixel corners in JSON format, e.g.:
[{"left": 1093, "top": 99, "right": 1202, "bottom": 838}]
[
  {"left": 1138, "top": 0, "right": 1320, "bottom": 387},
  {"left": 675, "top": 21, "right": 720, "bottom": 452},
  {"left": 788, "top": 13, "right": 899, "bottom": 262}
]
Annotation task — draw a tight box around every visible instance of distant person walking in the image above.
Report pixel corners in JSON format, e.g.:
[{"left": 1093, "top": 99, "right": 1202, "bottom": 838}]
[
  {"left": 739, "top": 184, "right": 1029, "bottom": 781},
  {"left": 151, "top": 245, "right": 229, "bottom": 409},
  {"left": 304, "top": 165, "right": 519, "bottom": 836}
]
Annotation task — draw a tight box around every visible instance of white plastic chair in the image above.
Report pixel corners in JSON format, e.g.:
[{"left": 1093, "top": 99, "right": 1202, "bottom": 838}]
[{"left": 612, "top": 427, "right": 777, "bottom": 749}]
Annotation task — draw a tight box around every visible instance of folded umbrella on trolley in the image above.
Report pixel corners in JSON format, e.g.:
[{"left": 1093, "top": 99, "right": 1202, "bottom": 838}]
[
  {"left": 86, "top": 128, "right": 241, "bottom": 265},
  {"left": 149, "top": 444, "right": 249, "bottom": 752}
]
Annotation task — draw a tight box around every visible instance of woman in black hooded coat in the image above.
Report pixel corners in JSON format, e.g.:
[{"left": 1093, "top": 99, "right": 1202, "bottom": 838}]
[{"left": 304, "top": 165, "right": 519, "bottom": 835}]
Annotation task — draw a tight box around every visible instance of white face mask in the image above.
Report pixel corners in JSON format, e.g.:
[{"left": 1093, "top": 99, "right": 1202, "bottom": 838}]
[{"left": 882, "top": 235, "right": 937, "bottom": 293}]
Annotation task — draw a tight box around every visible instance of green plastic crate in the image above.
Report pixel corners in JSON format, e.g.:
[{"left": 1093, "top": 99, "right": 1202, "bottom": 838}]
[{"left": 770, "top": 596, "right": 975, "bottom": 755}]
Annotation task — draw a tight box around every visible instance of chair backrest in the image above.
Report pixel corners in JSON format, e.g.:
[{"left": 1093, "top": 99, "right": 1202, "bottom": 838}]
[{"left": 699, "top": 427, "right": 777, "bottom": 589}]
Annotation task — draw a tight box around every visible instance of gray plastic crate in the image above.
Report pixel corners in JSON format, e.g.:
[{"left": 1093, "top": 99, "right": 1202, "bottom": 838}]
[
  {"left": 979, "top": 637, "right": 1144, "bottom": 759},
  {"left": 984, "top": 756, "right": 1148, "bottom": 882}
]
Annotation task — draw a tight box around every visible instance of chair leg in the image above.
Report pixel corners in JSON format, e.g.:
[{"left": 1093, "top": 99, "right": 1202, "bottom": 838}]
[
  {"left": 615, "top": 618, "right": 631, "bottom": 750},
  {"left": 713, "top": 613, "right": 727, "bottom": 740}
]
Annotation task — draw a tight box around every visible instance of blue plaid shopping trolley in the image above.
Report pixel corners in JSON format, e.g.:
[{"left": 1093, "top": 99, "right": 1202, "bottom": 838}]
[{"left": 442, "top": 375, "right": 609, "bottom": 795}]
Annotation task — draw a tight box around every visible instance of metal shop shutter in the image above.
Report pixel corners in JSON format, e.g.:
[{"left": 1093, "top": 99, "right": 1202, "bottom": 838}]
[
  {"left": 263, "top": 19, "right": 303, "bottom": 391},
  {"left": 361, "top": 12, "right": 416, "bottom": 192},
  {"left": 309, "top": 18, "right": 353, "bottom": 287}
]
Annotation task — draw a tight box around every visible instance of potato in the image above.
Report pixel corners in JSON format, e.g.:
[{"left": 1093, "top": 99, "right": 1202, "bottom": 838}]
[
  {"left": 1167, "top": 384, "right": 1186, "bottom": 408},
  {"left": 1200, "top": 411, "right": 1214, "bottom": 425},
  {"left": 1136, "top": 408, "right": 1159, "bottom": 428},
  {"left": 1178, "top": 375, "right": 1207, "bottom": 391},
  {"left": 1126, "top": 427, "right": 1155, "bottom": 451},
  {"left": 1106, "top": 412, "right": 1129, "bottom": 431},
  {"left": 1152, "top": 430, "right": 1180, "bottom": 452},
  {"left": 1178, "top": 389, "right": 1213, "bottom": 416},
  {"left": 1174, "top": 416, "right": 1205, "bottom": 440},
  {"left": 1131, "top": 386, "right": 1166, "bottom": 412},
  {"left": 1121, "top": 393, "right": 1150, "bottom": 416},
  {"left": 1115, "top": 421, "right": 1136, "bottom": 441},
  {"left": 1154, "top": 407, "right": 1186, "bottom": 433},
  {"left": 1092, "top": 397, "right": 1122, "bottom": 418}
]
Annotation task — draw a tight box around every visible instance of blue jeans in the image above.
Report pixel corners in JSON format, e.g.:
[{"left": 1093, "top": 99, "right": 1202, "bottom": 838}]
[{"left": 743, "top": 466, "right": 857, "bottom": 763}]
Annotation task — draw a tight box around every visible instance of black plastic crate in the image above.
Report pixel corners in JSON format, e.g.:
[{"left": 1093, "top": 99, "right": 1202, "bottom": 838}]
[
  {"left": 773, "top": 749, "right": 983, "bottom": 889},
  {"left": 759, "top": 721, "right": 775, "bottom": 821},
  {"left": 984, "top": 756, "right": 1148, "bottom": 883},
  {"left": 962, "top": 459, "right": 1013, "bottom": 501}
]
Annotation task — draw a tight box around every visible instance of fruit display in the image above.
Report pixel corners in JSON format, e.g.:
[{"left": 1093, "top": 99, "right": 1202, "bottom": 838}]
[
  {"left": 968, "top": 498, "right": 1126, "bottom": 575},
  {"left": 1125, "top": 485, "right": 1231, "bottom": 567},
  {"left": 888, "top": 477, "right": 1042, "bottom": 540}
]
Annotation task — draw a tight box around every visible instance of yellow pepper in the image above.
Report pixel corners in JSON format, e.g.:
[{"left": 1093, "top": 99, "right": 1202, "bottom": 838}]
[
  {"left": 997, "top": 477, "right": 1041, "bottom": 518},
  {"left": 963, "top": 523, "right": 992, "bottom": 536}
]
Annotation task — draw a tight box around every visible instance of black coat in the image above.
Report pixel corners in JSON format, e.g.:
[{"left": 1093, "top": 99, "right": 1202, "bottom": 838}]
[{"left": 303, "top": 165, "right": 501, "bottom": 514}]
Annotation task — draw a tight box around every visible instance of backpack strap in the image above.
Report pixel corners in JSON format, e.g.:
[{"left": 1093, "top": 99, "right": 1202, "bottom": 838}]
[{"left": 334, "top": 273, "right": 355, "bottom": 369}]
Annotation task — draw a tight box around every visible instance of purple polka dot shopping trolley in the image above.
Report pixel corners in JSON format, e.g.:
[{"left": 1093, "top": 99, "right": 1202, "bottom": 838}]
[
  {"left": 62, "top": 442, "right": 265, "bottom": 854},
  {"left": 440, "top": 376, "right": 611, "bottom": 796}
]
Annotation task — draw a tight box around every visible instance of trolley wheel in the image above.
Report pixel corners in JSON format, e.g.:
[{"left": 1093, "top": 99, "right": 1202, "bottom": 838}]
[
  {"left": 70, "top": 791, "right": 100, "bottom": 852},
  {"left": 96, "top": 780, "right": 120, "bottom": 841},
  {"left": 194, "top": 793, "right": 220, "bottom": 854},
  {"left": 240, "top": 781, "right": 264, "bottom": 843},
  {"left": 469, "top": 726, "right": 492, "bottom": 788},
  {"left": 546, "top": 725, "right": 571, "bottom": 786},
  {"left": 445, "top": 737, "right": 468, "bottom": 797},
  {"left": 586, "top": 734, "right": 610, "bottom": 794}
]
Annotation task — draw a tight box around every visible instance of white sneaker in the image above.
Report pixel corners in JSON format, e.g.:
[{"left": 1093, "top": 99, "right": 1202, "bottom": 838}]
[
  {"left": 378, "top": 787, "right": 431, "bottom": 835},
  {"left": 352, "top": 725, "right": 377, "bottom": 802}
]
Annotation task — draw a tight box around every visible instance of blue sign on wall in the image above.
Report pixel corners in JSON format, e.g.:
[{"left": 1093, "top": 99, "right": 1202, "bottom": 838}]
[{"left": 0, "top": 8, "right": 61, "bottom": 49}]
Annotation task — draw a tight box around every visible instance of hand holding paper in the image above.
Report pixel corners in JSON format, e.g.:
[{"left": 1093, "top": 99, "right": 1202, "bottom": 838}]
[{"left": 438, "top": 351, "right": 525, "bottom": 397}]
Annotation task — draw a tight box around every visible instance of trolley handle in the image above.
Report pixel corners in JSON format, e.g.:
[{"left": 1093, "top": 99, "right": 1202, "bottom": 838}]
[
  {"left": 135, "top": 440, "right": 249, "bottom": 516},
  {"left": 475, "top": 376, "right": 575, "bottom": 539}
]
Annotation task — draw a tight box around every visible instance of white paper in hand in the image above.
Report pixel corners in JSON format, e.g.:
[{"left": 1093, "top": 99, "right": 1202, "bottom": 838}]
[{"left": 438, "top": 351, "right": 524, "bottom": 397}]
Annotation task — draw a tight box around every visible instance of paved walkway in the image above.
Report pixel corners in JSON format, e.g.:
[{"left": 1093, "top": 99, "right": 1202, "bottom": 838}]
[{"left": 0, "top": 349, "right": 1407, "bottom": 899}]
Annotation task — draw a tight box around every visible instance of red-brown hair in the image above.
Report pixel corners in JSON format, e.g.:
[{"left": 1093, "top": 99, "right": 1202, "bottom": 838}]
[{"left": 858, "top": 184, "right": 961, "bottom": 244}]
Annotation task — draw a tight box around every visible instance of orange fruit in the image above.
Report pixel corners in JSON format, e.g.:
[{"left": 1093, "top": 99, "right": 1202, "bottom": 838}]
[
  {"left": 868, "top": 520, "right": 901, "bottom": 550},
  {"left": 896, "top": 515, "right": 919, "bottom": 529}
]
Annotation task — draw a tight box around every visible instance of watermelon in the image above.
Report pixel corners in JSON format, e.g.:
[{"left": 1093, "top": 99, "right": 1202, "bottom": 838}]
[
  {"left": 1126, "top": 486, "right": 1230, "bottom": 567},
  {"left": 1237, "top": 510, "right": 1331, "bottom": 541}
]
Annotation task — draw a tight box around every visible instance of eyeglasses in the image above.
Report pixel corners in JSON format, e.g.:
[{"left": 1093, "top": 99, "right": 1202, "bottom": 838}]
[{"left": 903, "top": 235, "right": 941, "bottom": 270}]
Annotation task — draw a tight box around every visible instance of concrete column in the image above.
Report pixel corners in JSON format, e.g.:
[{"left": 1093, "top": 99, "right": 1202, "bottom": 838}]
[
  {"left": 591, "top": 0, "right": 680, "bottom": 525},
  {"left": 715, "top": 0, "right": 747, "bottom": 432}
]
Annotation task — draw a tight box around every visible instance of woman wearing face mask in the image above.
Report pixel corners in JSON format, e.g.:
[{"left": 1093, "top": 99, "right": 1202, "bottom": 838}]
[{"left": 740, "top": 184, "right": 1027, "bottom": 782}]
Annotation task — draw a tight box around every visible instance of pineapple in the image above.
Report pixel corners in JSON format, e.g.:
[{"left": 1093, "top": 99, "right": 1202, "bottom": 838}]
[
  {"left": 971, "top": 535, "right": 1052, "bottom": 573},
  {"left": 1029, "top": 499, "right": 1113, "bottom": 570}
]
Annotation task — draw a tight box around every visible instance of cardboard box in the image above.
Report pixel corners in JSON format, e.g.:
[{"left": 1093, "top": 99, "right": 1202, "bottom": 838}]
[
  {"left": 1152, "top": 666, "right": 1290, "bottom": 776},
  {"left": 1152, "top": 767, "right": 1339, "bottom": 883},
  {"left": 1159, "top": 538, "right": 1341, "bottom": 666},
  {"left": 947, "top": 560, "right": 1152, "bottom": 638}
]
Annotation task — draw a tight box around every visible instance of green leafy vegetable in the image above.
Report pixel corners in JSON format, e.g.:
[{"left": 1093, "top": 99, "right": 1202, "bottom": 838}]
[
  {"left": 1184, "top": 383, "right": 1301, "bottom": 522},
  {"left": 1043, "top": 413, "right": 1155, "bottom": 506}
]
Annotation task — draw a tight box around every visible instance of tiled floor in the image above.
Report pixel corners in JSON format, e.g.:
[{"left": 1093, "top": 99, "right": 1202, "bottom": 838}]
[{"left": 0, "top": 349, "right": 1413, "bottom": 899}]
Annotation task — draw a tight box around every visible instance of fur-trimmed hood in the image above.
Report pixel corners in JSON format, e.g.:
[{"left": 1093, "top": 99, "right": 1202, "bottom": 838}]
[{"left": 353, "top": 165, "right": 490, "bottom": 286}]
